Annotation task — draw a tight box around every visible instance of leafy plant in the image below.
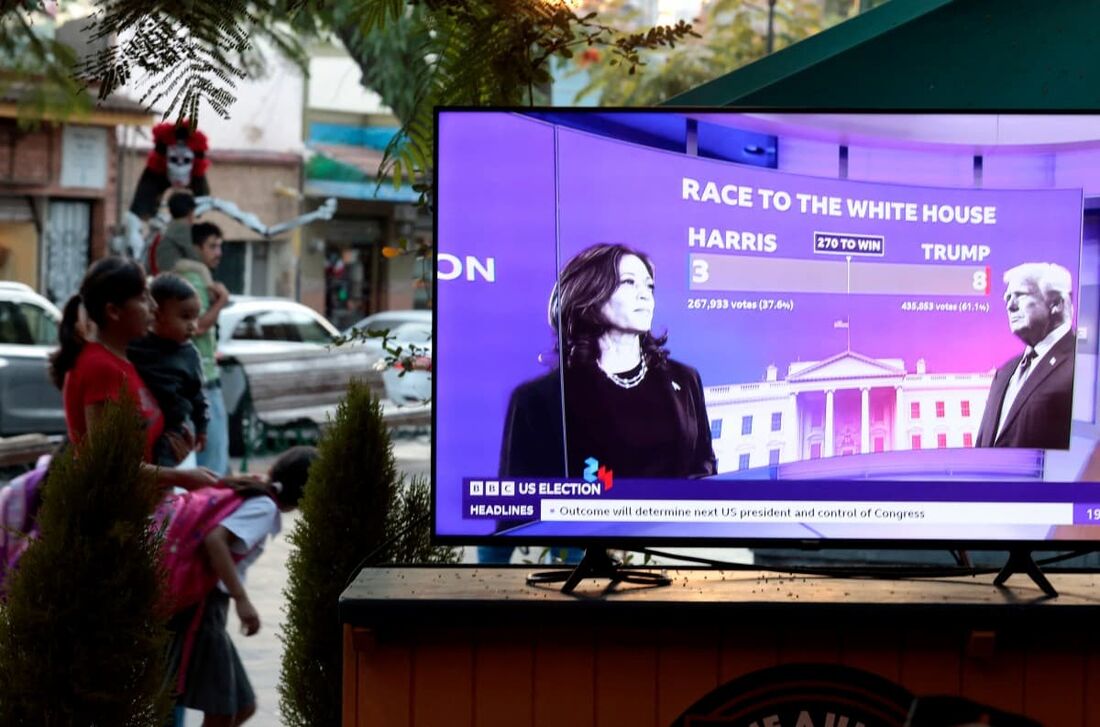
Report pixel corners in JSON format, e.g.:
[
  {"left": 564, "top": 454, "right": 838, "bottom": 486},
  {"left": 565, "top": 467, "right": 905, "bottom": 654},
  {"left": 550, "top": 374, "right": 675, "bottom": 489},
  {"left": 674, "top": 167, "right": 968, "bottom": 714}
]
[
  {"left": 0, "top": 4, "right": 91, "bottom": 125},
  {"left": 573, "top": 0, "right": 848, "bottom": 106},
  {"left": 13, "top": 1, "right": 696, "bottom": 187},
  {"left": 76, "top": 0, "right": 307, "bottom": 120},
  {"left": 0, "top": 396, "right": 171, "bottom": 726},
  {"left": 278, "top": 379, "right": 456, "bottom": 727}
]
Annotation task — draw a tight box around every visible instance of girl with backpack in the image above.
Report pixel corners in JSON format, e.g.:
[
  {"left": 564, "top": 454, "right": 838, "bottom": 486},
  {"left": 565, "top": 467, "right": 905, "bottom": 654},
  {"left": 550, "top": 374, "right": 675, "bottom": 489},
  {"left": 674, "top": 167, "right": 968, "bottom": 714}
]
[{"left": 161, "top": 446, "right": 318, "bottom": 726}]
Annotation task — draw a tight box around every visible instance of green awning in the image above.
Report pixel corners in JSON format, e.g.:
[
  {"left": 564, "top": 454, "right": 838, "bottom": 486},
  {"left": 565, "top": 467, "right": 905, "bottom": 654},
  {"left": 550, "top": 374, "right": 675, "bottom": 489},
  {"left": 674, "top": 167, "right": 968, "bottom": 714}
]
[{"left": 667, "top": 0, "right": 1100, "bottom": 109}]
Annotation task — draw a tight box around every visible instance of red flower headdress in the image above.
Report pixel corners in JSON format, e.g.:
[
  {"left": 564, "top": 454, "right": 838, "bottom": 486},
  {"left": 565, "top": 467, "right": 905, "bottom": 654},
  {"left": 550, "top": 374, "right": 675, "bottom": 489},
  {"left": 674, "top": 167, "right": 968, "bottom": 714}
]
[{"left": 146, "top": 121, "right": 210, "bottom": 178}]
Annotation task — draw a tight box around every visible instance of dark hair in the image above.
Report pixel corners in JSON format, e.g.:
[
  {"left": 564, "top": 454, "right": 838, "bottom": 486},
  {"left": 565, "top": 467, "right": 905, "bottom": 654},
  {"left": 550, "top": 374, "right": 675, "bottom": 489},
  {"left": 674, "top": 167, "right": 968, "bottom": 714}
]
[
  {"left": 149, "top": 273, "right": 197, "bottom": 306},
  {"left": 549, "top": 243, "right": 668, "bottom": 370},
  {"left": 167, "top": 192, "right": 196, "bottom": 220},
  {"left": 49, "top": 256, "right": 147, "bottom": 389},
  {"left": 191, "top": 221, "right": 222, "bottom": 247},
  {"left": 269, "top": 445, "right": 318, "bottom": 509}
]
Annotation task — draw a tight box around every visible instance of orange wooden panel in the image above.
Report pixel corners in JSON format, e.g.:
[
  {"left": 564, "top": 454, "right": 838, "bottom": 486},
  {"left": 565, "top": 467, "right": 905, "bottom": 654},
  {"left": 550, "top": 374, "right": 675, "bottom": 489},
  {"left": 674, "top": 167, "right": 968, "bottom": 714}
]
[
  {"left": 343, "top": 625, "right": 358, "bottom": 727},
  {"left": 473, "top": 632, "right": 535, "bottom": 727},
  {"left": 777, "top": 625, "right": 843, "bottom": 665},
  {"left": 534, "top": 627, "right": 596, "bottom": 727},
  {"left": 1021, "top": 633, "right": 1085, "bottom": 727},
  {"left": 359, "top": 632, "right": 412, "bottom": 727},
  {"left": 656, "top": 630, "right": 721, "bottom": 725},
  {"left": 719, "top": 624, "right": 780, "bottom": 681},
  {"left": 840, "top": 628, "right": 902, "bottom": 684},
  {"left": 1084, "top": 635, "right": 1100, "bottom": 727},
  {"left": 959, "top": 633, "right": 1025, "bottom": 715},
  {"left": 595, "top": 628, "right": 659, "bottom": 727},
  {"left": 411, "top": 635, "right": 474, "bottom": 727},
  {"left": 897, "top": 628, "right": 962, "bottom": 697}
]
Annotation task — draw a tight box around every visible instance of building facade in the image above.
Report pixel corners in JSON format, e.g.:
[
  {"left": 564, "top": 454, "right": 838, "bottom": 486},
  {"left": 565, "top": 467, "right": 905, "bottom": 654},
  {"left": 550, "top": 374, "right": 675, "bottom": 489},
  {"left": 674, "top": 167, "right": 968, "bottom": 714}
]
[
  {"left": 298, "top": 44, "right": 432, "bottom": 328},
  {"left": 706, "top": 350, "right": 993, "bottom": 473},
  {"left": 0, "top": 99, "right": 152, "bottom": 303}
]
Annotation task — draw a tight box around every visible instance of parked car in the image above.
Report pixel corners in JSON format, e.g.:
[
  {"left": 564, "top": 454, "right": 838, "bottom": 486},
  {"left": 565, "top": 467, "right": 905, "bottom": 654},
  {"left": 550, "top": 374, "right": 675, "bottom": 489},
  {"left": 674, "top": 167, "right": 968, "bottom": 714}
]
[
  {"left": 0, "top": 282, "right": 64, "bottom": 436},
  {"left": 215, "top": 297, "right": 381, "bottom": 454},
  {"left": 380, "top": 321, "right": 432, "bottom": 405},
  {"left": 344, "top": 309, "right": 432, "bottom": 357}
]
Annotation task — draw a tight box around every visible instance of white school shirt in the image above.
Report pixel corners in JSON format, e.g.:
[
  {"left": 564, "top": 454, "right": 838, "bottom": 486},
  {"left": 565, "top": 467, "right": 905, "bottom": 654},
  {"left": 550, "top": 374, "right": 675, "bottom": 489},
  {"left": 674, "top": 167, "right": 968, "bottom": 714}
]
[{"left": 216, "top": 496, "right": 281, "bottom": 593}]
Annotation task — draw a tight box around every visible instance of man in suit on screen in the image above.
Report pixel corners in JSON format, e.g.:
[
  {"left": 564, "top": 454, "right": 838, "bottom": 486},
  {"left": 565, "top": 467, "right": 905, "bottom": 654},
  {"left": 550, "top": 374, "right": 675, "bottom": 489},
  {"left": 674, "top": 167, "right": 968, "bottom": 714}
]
[{"left": 976, "top": 262, "right": 1076, "bottom": 450}]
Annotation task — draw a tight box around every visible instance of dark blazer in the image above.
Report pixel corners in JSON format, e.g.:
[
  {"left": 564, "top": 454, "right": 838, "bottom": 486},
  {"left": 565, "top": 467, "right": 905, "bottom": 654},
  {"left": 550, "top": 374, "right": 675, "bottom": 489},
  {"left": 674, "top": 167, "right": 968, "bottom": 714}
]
[
  {"left": 499, "top": 359, "right": 717, "bottom": 479},
  {"left": 975, "top": 331, "right": 1075, "bottom": 450}
]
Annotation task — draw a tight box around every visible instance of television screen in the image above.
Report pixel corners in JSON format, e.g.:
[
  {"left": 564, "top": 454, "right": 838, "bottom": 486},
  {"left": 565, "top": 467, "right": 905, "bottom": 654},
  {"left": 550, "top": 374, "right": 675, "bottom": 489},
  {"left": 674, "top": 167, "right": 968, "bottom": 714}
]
[{"left": 433, "top": 110, "right": 1100, "bottom": 546}]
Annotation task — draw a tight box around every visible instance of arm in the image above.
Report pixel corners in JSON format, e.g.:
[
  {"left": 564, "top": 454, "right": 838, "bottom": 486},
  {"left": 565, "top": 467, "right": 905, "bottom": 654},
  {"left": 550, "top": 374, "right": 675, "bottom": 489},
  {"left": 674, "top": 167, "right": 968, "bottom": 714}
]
[
  {"left": 84, "top": 403, "right": 219, "bottom": 491},
  {"left": 185, "top": 347, "right": 209, "bottom": 436},
  {"left": 194, "top": 282, "right": 229, "bottom": 336},
  {"left": 203, "top": 525, "right": 260, "bottom": 635}
]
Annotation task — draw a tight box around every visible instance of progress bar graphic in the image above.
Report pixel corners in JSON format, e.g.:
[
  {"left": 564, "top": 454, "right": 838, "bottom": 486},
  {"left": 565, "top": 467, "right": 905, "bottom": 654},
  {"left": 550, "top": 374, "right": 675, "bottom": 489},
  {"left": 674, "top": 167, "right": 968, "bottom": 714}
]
[{"left": 689, "top": 253, "right": 991, "bottom": 297}]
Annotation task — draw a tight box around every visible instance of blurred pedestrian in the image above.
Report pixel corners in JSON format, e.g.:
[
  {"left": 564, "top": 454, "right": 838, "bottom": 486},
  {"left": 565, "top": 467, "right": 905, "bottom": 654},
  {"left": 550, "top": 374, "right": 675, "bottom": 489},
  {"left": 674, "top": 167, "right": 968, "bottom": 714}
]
[
  {"left": 163, "top": 446, "right": 319, "bottom": 726},
  {"left": 175, "top": 221, "right": 231, "bottom": 475},
  {"left": 153, "top": 192, "right": 202, "bottom": 275}
]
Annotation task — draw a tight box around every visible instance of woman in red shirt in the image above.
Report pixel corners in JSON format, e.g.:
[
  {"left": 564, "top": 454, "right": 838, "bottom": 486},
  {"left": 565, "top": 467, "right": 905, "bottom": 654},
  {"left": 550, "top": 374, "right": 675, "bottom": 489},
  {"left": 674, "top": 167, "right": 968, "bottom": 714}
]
[{"left": 49, "top": 256, "right": 219, "bottom": 492}]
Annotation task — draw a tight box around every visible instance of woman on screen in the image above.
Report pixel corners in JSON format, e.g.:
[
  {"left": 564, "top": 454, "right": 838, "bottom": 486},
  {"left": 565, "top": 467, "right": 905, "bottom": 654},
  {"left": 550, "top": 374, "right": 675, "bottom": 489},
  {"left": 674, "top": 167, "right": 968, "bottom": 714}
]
[{"left": 500, "top": 243, "right": 716, "bottom": 480}]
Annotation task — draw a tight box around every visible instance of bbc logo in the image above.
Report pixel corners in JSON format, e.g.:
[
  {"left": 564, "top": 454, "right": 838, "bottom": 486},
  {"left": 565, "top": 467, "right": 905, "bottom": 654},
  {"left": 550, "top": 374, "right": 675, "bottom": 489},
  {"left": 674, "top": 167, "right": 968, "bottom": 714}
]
[{"left": 470, "top": 480, "right": 516, "bottom": 496}]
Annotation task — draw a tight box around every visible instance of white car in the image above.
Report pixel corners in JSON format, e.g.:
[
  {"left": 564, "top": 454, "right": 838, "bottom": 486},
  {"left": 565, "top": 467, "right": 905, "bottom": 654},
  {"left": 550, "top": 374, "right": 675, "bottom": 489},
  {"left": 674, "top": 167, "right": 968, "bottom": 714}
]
[
  {"left": 380, "top": 321, "right": 432, "bottom": 405},
  {"left": 344, "top": 309, "right": 432, "bottom": 358},
  {"left": 0, "top": 282, "right": 64, "bottom": 436},
  {"left": 215, "top": 297, "right": 381, "bottom": 454}
]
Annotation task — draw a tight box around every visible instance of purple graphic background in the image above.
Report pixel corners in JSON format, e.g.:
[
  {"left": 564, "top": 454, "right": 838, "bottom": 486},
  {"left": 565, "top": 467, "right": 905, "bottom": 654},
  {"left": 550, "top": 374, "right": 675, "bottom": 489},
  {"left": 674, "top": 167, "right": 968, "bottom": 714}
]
[
  {"left": 554, "top": 129, "right": 1081, "bottom": 387},
  {"left": 435, "top": 112, "right": 1084, "bottom": 537}
]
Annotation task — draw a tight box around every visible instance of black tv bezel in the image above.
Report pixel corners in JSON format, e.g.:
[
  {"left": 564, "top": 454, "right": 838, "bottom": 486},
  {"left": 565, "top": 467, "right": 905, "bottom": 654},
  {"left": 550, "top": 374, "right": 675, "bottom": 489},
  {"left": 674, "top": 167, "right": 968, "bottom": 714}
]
[{"left": 429, "top": 106, "right": 1100, "bottom": 551}]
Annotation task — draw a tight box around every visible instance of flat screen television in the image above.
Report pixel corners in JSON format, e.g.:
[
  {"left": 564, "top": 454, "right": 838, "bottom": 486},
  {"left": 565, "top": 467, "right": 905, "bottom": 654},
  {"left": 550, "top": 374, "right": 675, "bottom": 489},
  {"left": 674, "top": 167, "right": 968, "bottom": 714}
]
[{"left": 432, "top": 109, "right": 1100, "bottom": 553}]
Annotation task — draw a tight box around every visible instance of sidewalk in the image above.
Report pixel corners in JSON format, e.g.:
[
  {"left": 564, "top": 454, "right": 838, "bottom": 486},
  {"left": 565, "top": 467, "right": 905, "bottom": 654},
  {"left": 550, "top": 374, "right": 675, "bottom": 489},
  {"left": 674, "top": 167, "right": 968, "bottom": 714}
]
[{"left": 186, "top": 434, "right": 431, "bottom": 727}]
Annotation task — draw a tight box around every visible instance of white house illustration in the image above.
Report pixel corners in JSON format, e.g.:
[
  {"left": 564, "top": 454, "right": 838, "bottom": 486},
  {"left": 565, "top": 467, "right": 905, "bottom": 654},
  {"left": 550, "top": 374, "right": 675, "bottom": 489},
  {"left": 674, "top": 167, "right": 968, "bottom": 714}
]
[{"left": 705, "top": 350, "right": 994, "bottom": 474}]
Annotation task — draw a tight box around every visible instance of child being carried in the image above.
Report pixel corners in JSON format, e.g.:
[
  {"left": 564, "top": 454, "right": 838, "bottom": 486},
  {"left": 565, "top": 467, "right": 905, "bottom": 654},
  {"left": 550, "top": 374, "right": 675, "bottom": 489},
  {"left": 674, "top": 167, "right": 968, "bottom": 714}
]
[{"left": 128, "top": 273, "right": 209, "bottom": 467}]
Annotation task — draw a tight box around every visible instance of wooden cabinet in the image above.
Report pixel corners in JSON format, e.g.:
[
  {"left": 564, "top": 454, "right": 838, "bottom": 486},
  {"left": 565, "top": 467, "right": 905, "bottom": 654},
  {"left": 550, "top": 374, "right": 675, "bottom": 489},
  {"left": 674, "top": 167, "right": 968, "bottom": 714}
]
[{"left": 341, "top": 567, "right": 1100, "bottom": 726}]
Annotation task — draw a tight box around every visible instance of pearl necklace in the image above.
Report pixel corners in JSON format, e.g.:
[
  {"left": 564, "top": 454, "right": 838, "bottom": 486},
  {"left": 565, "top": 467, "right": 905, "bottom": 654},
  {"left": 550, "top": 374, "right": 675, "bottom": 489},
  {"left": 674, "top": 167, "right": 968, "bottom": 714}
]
[{"left": 601, "top": 357, "right": 648, "bottom": 389}]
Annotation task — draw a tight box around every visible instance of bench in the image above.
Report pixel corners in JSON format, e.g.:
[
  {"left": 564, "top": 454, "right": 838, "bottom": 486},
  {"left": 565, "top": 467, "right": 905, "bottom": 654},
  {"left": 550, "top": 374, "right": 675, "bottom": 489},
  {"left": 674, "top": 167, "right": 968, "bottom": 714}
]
[
  {"left": 220, "top": 348, "right": 429, "bottom": 471},
  {"left": 0, "top": 433, "right": 59, "bottom": 481}
]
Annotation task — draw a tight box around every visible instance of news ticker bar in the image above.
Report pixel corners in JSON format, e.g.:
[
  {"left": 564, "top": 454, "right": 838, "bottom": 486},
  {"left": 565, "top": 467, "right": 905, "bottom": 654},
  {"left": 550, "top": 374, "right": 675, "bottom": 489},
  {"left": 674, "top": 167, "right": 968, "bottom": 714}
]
[
  {"left": 530, "top": 500, "right": 1100, "bottom": 526},
  {"left": 688, "top": 253, "right": 990, "bottom": 297}
]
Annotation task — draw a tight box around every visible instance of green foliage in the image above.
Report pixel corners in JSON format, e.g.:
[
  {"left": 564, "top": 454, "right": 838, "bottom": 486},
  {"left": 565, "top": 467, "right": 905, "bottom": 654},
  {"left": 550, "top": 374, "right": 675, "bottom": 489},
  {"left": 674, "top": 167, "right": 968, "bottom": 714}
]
[
  {"left": 0, "top": 397, "right": 171, "bottom": 726},
  {"left": 311, "top": 1, "right": 433, "bottom": 127},
  {"left": 279, "top": 379, "right": 456, "bottom": 727},
  {"left": 574, "top": 0, "right": 853, "bottom": 106},
  {"left": 76, "top": 0, "right": 307, "bottom": 120},
  {"left": 3, "top": 0, "right": 698, "bottom": 194},
  {"left": 0, "top": 5, "right": 92, "bottom": 125},
  {"left": 377, "top": 0, "right": 700, "bottom": 195}
]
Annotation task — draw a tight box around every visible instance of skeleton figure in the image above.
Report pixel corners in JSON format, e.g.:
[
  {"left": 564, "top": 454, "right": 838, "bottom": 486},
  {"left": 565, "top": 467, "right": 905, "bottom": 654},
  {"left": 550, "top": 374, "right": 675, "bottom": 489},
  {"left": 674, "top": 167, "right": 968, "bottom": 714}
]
[
  {"left": 122, "top": 121, "right": 212, "bottom": 259},
  {"left": 129, "top": 121, "right": 210, "bottom": 221},
  {"left": 166, "top": 142, "right": 196, "bottom": 188}
]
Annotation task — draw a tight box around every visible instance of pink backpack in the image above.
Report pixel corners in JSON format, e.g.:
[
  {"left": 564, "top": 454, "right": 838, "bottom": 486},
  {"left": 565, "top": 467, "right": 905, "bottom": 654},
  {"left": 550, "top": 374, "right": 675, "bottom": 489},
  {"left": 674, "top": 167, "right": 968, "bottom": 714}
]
[
  {"left": 154, "top": 485, "right": 273, "bottom": 693},
  {"left": 154, "top": 486, "right": 252, "bottom": 615},
  {"left": 0, "top": 455, "right": 50, "bottom": 598}
]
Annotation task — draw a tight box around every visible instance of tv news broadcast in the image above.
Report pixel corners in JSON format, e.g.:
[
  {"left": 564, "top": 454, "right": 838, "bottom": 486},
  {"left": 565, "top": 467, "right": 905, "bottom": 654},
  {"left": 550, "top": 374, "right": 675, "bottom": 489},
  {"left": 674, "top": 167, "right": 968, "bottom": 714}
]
[{"left": 434, "top": 110, "right": 1100, "bottom": 545}]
